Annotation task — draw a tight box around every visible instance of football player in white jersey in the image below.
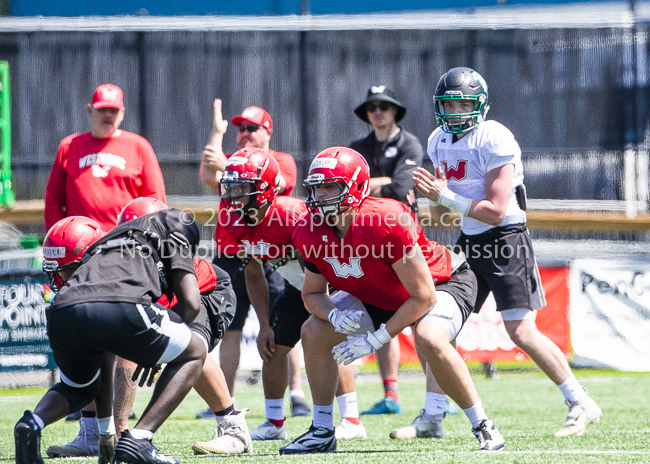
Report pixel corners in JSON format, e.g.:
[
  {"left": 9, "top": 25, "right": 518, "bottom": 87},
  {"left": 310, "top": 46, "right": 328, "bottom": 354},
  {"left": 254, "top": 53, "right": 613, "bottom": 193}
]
[{"left": 413, "top": 67, "right": 602, "bottom": 438}]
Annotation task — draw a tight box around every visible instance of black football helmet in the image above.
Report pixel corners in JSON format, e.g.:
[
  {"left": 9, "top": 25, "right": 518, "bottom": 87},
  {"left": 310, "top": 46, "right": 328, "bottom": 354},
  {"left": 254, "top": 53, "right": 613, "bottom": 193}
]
[{"left": 434, "top": 67, "right": 490, "bottom": 134}]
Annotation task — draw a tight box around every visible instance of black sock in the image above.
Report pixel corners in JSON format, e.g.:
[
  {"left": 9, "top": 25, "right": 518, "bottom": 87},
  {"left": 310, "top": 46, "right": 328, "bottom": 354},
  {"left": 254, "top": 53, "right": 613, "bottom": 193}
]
[{"left": 214, "top": 405, "right": 237, "bottom": 416}]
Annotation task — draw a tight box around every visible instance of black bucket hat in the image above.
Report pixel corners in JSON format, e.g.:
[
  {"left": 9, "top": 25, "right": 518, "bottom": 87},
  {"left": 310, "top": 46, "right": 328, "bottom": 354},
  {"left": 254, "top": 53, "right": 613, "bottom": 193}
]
[{"left": 354, "top": 85, "right": 406, "bottom": 123}]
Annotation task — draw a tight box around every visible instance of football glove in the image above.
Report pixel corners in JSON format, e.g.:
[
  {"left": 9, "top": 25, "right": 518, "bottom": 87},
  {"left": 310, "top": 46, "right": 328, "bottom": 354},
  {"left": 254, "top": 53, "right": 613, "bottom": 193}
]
[
  {"left": 328, "top": 308, "right": 364, "bottom": 334},
  {"left": 332, "top": 323, "right": 392, "bottom": 365},
  {"left": 132, "top": 364, "right": 162, "bottom": 387}
]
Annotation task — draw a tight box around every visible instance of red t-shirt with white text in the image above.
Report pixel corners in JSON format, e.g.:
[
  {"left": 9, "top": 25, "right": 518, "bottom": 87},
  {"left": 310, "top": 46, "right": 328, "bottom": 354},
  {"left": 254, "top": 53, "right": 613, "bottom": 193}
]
[{"left": 44, "top": 131, "right": 166, "bottom": 232}]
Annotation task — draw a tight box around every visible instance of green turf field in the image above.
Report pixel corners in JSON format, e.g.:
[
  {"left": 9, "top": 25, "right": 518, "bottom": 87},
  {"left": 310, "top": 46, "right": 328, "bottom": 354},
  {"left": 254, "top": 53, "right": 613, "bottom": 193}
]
[{"left": 1, "top": 368, "right": 649, "bottom": 463}]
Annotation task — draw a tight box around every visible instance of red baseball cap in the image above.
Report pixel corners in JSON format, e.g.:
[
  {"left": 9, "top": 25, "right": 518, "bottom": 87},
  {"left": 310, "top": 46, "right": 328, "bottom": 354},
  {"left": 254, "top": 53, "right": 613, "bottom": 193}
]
[
  {"left": 231, "top": 106, "right": 273, "bottom": 132},
  {"left": 91, "top": 84, "right": 124, "bottom": 109}
]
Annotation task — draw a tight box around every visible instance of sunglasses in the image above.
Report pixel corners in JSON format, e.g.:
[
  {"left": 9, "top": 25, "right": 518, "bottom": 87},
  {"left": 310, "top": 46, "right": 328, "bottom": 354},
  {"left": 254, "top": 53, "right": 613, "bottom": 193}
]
[
  {"left": 238, "top": 124, "right": 262, "bottom": 133},
  {"left": 365, "top": 102, "right": 391, "bottom": 113}
]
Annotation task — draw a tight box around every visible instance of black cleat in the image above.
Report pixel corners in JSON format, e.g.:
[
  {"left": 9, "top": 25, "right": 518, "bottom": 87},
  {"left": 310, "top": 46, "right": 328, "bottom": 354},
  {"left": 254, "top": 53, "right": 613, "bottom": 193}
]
[
  {"left": 113, "top": 430, "right": 179, "bottom": 464},
  {"left": 279, "top": 425, "right": 336, "bottom": 455},
  {"left": 15, "top": 410, "right": 43, "bottom": 464}
]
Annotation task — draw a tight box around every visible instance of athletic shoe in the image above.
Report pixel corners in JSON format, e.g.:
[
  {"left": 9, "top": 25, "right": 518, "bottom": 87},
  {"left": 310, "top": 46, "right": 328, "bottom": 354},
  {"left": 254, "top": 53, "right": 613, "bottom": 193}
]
[
  {"left": 129, "top": 411, "right": 137, "bottom": 420},
  {"left": 46, "top": 419, "right": 99, "bottom": 457},
  {"left": 14, "top": 410, "right": 44, "bottom": 464},
  {"left": 554, "top": 389, "right": 602, "bottom": 437},
  {"left": 290, "top": 396, "right": 312, "bottom": 417},
  {"left": 98, "top": 434, "right": 116, "bottom": 464},
  {"left": 249, "top": 420, "right": 288, "bottom": 440},
  {"left": 389, "top": 409, "right": 444, "bottom": 439},
  {"left": 360, "top": 396, "right": 401, "bottom": 415},
  {"left": 278, "top": 425, "right": 336, "bottom": 455},
  {"left": 472, "top": 420, "right": 505, "bottom": 451},
  {"left": 195, "top": 408, "right": 216, "bottom": 419},
  {"left": 65, "top": 410, "right": 82, "bottom": 421},
  {"left": 335, "top": 419, "right": 367, "bottom": 440},
  {"left": 192, "top": 409, "right": 252, "bottom": 455},
  {"left": 444, "top": 398, "right": 460, "bottom": 415},
  {"left": 112, "top": 430, "right": 179, "bottom": 464}
]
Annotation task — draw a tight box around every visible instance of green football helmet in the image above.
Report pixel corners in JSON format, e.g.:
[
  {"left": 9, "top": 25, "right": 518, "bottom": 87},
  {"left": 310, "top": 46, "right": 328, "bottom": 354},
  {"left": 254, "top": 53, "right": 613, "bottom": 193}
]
[{"left": 434, "top": 67, "right": 490, "bottom": 134}]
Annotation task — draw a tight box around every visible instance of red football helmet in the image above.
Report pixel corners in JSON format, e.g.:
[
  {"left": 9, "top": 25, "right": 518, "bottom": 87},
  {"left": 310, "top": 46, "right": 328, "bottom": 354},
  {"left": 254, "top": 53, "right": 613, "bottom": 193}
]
[
  {"left": 42, "top": 216, "right": 104, "bottom": 292},
  {"left": 304, "top": 147, "right": 370, "bottom": 218},
  {"left": 220, "top": 147, "right": 280, "bottom": 215},
  {"left": 118, "top": 197, "right": 167, "bottom": 224}
]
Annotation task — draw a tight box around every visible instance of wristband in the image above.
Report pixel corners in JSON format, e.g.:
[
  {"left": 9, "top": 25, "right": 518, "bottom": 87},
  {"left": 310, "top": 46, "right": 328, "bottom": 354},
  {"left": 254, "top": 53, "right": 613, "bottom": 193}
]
[
  {"left": 428, "top": 198, "right": 440, "bottom": 207},
  {"left": 328, "top": 308, "right": 338, "bottom": 325},
  {"left": 438, "top": 188, "right": 472, "bottom": 216},
  {"left": 366, "top": 323, "right": 392, "bottom": 350}
]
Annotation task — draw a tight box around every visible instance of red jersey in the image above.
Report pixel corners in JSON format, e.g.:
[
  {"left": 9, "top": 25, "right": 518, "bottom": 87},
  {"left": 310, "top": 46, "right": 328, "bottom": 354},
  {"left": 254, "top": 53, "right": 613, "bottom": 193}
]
[
  {"left": 158, "top": 257, "right": 217, "bottom": 307},
  {"left": 219, "top": 196, "right": 307, "bottom": 259},
  {"left": 213, "top": 149, "right": 296, "bottom": 255},
  {"left": 44, "top": 130, "right": 166, "bottom": 233},
  {"left": 292, "top": 197, "right": 452, "bottom": 312}
]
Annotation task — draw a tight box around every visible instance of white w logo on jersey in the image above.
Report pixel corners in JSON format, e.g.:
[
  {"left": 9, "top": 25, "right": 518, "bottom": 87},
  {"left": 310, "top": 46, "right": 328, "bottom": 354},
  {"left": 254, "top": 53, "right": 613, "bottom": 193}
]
[{"left": 324, "top": 257, "right": 364, "bottom": 278}]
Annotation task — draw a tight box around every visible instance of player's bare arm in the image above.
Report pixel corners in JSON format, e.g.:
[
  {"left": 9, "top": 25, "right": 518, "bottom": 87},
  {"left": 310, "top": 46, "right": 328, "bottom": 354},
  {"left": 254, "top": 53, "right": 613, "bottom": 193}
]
[
  {"left": 368, "top": 176, "right": 392, "bottom": 196},
  {"left": 301, "top": 268, "right": 335, "bottom": 321},
  {"left": 200, "top": 98, "right": 228, "bottom": 187},
  {"left": 277, "top": 173, "right": 287, "bottom": 194},
  {"left": 170, "top": 269, "right": 201, "bottom": 324},
  {"left": 471, "top": 163, "right": 514, "bottom": 226},
  {"left": 385, "top": 244, "right": 437, "bottom": 337},
  {"left": 414, "top": 164, "right": 513, "bottom": 226},
  {"left": 244, "top": 259, "right": 276, "bottom": 361}
]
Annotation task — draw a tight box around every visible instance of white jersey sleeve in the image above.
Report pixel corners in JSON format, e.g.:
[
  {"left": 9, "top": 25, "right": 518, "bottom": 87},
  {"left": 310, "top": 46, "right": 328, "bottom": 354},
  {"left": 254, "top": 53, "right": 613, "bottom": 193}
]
[{"left": 427, "top": 121, "right": 526, "bottom": 235}]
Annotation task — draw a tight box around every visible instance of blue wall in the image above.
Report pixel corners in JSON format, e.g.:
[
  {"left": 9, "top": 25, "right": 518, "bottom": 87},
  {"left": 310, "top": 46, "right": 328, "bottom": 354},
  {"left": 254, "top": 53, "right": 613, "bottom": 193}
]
[
  {"left": 11, "top": 0, "right": 301, "bottom": 16},
  {"left": 10, "top": 0, "right": 621, "bottom": 16}
]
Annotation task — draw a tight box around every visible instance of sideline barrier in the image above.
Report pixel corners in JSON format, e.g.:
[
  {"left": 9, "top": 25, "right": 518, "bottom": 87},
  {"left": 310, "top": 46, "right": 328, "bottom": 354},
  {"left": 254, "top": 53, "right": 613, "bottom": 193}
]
[
  {"left": 363, "top": 266, "right": 571, "bottom": 365},
  {"left": 570, "top": 259, "right": 650, "bottom": 371},
  {"left": 0, "top": 249, "right": 56, "bottom": 372}
]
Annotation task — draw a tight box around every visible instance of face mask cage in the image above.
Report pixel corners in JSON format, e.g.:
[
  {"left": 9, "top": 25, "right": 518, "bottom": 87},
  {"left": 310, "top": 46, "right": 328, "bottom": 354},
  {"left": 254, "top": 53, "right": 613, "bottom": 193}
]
[
  {"left": 220, "top": 178, "right": 267, "bottom": 215},
  {"left": 304, "top": 176, "right": 353, "bottom": 219},
  {"left": 434, "top": 94, "right": 488, "bottom": 134},
  {"left": 43, "top": 259, "right": 79, "bottom": 293}
]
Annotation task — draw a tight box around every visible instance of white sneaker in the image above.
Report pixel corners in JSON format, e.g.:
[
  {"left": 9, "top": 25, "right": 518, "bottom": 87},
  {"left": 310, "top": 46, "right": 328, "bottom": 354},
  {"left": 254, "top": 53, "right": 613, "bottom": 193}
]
[
  {"left": 192, "top": 408, "right": 253, "bottom": 454},
  {"left": 389, "top": 409, "right": 444, "bottom": 439},
  {"left": 555, "top": 390, "right": 602, "bottom": 437},
  {"left": 249, "top": 419, "right": 288, "bottom": 440},
  {"left": 335, "top": 419, "right": 367, "bottom": 440},
  {"left": 46, "top": 419, "right": 99, "bottom": 457},
  {"left": 472, "top": 419, "right": 505, "bottom": 451}
]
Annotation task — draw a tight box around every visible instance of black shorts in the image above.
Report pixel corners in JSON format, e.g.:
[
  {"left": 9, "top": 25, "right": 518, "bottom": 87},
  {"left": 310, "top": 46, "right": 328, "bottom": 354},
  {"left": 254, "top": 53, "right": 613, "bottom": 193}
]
[
  {"left": 456, "top": 224, "right": 546, "bottom": 312},
  {"left": 270, "top": 283, "right": 310, "bottom": 348},
  {"left": 213, "top": 255, "right": 284, "bottom": 331},
  {"left": 362, "top": 264, "right": 477, "bottom": 329},
  {"left": 47, "top": 301, "right": 192, "bottom": 387}
]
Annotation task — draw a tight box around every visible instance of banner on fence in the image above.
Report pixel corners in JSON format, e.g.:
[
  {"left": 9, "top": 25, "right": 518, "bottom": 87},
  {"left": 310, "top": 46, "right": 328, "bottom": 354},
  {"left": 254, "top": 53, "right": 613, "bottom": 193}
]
[
  {"left": 569, "top": 259, "right": 650, "bottom": 371},
  {"left": 224, "top": 266, "right": 572, "bottom": 369},
  {"left": 0, "top": 270, "right": 56, "bottom": 371},
  {"left": 361, "top": 266, "right": 571, "bottom": 365}
]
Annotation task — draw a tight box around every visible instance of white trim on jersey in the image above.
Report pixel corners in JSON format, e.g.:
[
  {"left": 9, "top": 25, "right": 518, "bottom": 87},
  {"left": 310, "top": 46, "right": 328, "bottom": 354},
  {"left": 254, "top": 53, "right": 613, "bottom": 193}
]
[
  {"left": 136, "top": 304, "right": 193, "bottom": 364},
  {"left": 60, "top": 368, "right": 101, "bottom": 388}
]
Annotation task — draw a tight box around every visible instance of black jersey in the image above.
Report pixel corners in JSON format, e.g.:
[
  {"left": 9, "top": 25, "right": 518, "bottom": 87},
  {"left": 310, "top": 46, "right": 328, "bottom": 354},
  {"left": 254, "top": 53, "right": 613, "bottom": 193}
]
[{"left": 50, "top": 208, "right": 199, "bottom": 310}]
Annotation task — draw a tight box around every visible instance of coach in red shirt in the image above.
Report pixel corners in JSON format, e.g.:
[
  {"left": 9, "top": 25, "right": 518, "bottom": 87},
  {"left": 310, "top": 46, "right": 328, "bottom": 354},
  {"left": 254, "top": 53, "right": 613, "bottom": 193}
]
[
  {"left": 44, "top": 84, "right": 166, "bottom": 233},
  {"left": 199, "top": 100, "right": 297, "bottom": 195}
]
